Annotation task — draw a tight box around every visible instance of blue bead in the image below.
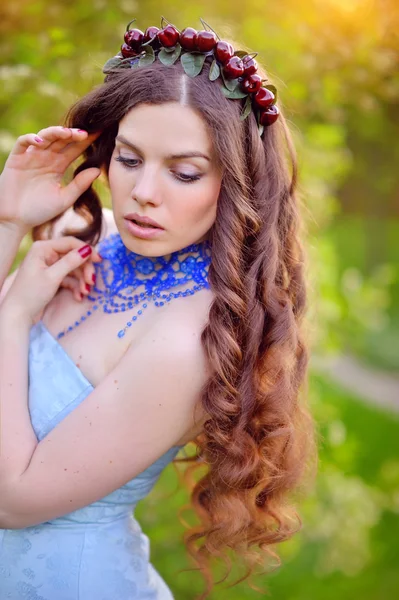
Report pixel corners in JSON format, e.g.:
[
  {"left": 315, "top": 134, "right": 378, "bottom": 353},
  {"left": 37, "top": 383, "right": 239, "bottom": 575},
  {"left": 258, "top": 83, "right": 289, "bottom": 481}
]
[
  {"left": 118, "top": 330, "right": 125, "bottom": 338},
  {"left": 138, "top": 310, "right": 142, "bottom": 315},
  {"left": 127, "top": 322, "right": 132, "bottom": 326},
  {"left": 133, "top": 316, "right": 137, "bottom": 321},
  {"left": 143, "top": 303, "right": 147, "bottom": 308}
]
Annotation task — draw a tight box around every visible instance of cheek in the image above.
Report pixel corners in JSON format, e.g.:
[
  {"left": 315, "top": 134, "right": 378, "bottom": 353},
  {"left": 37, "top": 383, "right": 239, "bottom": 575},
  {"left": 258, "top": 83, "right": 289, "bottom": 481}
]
[
  {"left": 108, "top": 164, "right": 128, "bottom": 198},
  {"left": 176, "top": 181, "right": 219, "bottom": 228}
]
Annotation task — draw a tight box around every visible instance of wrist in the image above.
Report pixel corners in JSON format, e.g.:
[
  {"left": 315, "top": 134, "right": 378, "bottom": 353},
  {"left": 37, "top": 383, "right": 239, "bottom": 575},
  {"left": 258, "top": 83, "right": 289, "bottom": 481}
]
[
  {"left": 0, "top": 301, "right": 32, "bottom": 331},
  {"left": 0, "top": 220, "right": 30, "bottom": 240}
]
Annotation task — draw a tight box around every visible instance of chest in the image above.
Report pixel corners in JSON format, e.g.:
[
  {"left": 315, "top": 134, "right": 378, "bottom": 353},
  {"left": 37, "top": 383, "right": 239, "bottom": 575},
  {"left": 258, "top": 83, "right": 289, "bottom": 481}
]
[{"left": 40, "top": 288, "right": 167, "bottom": 388}]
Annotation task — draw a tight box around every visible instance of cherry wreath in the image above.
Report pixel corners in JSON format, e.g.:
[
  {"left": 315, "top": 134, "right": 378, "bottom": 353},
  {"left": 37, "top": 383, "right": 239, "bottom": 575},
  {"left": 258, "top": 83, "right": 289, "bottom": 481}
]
[{"left": 102, "top": 17, "right": 280, "bottom": 137}]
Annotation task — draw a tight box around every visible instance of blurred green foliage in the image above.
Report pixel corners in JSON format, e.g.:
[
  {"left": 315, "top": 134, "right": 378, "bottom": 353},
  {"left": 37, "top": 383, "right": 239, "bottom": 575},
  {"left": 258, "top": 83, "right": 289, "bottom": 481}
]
[{"left": 1, "top": 0, "right": 398, "bottom": 597}]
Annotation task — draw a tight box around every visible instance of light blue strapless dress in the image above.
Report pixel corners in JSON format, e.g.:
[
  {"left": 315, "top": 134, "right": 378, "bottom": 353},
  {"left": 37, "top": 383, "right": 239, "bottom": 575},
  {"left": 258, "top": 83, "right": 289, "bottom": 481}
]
[{"left": 0, "top": 320, "right": 184, "bottom": 600}]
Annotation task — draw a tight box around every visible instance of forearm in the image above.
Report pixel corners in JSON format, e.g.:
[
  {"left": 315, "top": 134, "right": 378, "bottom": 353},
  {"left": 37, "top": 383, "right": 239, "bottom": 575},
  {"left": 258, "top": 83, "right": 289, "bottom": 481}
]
[
  {"left": 0, "top": 308, "right": 38, "bottom": 512},
  {"left": 0, "top": 222, "right": 27, "bottom": 291}
]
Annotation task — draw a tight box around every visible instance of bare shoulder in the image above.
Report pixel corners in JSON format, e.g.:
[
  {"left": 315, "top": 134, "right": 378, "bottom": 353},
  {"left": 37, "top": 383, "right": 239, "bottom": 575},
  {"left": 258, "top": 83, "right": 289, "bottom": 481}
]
[{"left": 140, "top": 287, "right": 214, "bottom": 445}]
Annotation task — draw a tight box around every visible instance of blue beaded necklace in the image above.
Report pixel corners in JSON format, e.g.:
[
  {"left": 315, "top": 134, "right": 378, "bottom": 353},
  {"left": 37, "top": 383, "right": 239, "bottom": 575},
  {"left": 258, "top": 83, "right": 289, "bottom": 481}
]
[{"left": 56, "top": 232, "right": 212, "bottom": 340}]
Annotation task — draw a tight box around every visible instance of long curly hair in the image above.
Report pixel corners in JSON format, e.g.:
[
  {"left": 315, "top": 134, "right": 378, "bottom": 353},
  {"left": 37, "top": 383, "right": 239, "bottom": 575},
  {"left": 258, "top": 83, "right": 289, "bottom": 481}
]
[{"left": 32, "top": 54, "right": 317, "bottom": 598}]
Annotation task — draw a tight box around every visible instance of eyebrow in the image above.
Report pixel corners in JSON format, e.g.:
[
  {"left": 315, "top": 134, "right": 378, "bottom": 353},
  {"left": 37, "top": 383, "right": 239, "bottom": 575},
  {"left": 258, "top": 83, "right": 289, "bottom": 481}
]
[{"left": 115, "top": 135, "right": 211, "bottom": 162}]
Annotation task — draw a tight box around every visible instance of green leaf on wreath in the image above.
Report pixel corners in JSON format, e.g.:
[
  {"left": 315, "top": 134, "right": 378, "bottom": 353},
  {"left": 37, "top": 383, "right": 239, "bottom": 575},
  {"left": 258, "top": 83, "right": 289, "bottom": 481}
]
[
  {"left": 162, "top": 43, "right": 181, "bottom": 54},
  {"left": 158, "top": 45, "right": 182, "bottom": 66},
  {"left": 220, "top": 85, "right": 248, "bottom": 99},
  {"left": 239, "top": 95, "right": 252, "bottom": 120},
  {"left": 102, "top": 56, "right": 123, "bottom": 73},
  {"left": 209, "top": 59, "right": 220, "bottom": 81},
  {"left": 139, "top": 45, "right": 156, "bottom": 66},
  {"left": 264, "top": 84, "right": 277, "bottom": 102},
  {"left": 220, "top": 69, "right": 240, "bottom": 92},
  {"left": 180, "top": 52, "right": 207, "bottom": 77}
]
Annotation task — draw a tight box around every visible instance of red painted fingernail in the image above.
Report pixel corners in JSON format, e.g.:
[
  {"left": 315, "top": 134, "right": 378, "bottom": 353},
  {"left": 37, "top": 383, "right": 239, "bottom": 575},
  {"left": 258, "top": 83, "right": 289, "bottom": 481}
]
[
  {"left": 78, "top": 129, "right": 86, "bottom": 133},
  {"left": 92, "top": 273, "right": 96, "bottom": 283},
  {"left": 78, "top": 245, "right": 92, "bottom": 258},
  {"left": 85, "top": 283, "right": 91, "bottom": 292},
  {"left": 34, "top": 136, "right": 44, "bottom": 142}
]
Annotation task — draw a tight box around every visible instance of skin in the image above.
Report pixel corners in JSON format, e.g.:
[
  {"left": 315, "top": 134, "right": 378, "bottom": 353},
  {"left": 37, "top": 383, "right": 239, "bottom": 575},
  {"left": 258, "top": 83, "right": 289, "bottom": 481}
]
[{"left": 109, "top": 101, "right": 223, "bottom": 258}]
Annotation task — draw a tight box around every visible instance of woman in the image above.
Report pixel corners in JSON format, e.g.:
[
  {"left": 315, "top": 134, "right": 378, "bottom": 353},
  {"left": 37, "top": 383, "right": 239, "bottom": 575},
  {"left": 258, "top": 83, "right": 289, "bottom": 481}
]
[{"left": 0, "top": 18, "right": 317, "bottom": 600}]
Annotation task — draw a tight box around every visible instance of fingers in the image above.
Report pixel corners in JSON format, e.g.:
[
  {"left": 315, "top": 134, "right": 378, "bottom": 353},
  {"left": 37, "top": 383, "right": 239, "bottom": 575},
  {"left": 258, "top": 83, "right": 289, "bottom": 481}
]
[
  {"left": 11, "top": 126, "right": 102, "bottom": 161},
  {"left": 10, "top": 133, "right": 48, "bottom": 156},
  {"left": 76, "top": 261, "right": 96, "bottom": 297},
  {"left": 39, "top": 237, "right": 102, "bottom": 287},
  {"left": 43, "top": 127, "right": 87, "bottom": 152},
  {"left": 60, "top": 130, "right": 103, "bottom": 165},
  {"left": 59, "top": 255, "right": 98, "bottom": 302},
  {"left": 61, "top": 275, "right": 84, "bottom": 302}
]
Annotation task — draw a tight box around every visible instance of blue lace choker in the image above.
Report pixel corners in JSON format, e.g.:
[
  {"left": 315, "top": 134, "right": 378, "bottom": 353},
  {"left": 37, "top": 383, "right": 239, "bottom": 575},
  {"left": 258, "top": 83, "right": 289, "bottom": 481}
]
[{"left": 56, "top": 233, "right": 212, "bottom": 340}]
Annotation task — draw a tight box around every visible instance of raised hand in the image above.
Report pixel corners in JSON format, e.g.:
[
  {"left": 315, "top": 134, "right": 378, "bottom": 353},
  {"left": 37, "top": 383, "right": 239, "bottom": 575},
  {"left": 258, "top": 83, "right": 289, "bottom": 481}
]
[{"left": 0, "top": 126, "right": 102, "bottom": 234}]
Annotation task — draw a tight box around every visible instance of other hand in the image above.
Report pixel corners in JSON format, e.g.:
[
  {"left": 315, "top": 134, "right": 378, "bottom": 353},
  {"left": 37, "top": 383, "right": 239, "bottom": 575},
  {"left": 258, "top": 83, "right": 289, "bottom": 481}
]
[{"left": 0, "top": 237, "right": 101, "bottom": 325}]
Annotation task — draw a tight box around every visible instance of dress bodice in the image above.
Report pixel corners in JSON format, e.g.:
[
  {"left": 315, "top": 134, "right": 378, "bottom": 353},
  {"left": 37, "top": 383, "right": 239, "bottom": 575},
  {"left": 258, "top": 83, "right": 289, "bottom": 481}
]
[{"left": 28, "top": 319, "right": 184, "bottom": 525}]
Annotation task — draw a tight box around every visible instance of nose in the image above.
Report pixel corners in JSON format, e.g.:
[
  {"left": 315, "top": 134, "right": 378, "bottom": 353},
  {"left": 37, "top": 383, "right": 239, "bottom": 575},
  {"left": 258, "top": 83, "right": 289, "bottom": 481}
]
[{"left": 131, "top": 165, "right": 162, "bottom": 207}]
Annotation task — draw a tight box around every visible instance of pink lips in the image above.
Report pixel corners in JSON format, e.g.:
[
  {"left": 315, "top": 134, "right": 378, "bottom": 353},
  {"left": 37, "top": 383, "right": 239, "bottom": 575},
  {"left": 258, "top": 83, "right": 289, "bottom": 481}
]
[
  {"left": 124, "top": 212, "right": 164, "bottom": 229},
  {"left": 124, "top": 218, "right": 165, "bottom": 240}
]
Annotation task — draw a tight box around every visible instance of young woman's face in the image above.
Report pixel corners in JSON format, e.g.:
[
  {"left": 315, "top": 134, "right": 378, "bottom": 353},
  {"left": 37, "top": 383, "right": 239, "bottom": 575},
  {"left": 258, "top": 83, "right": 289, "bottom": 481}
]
[{"left": 108, "top": 102, "right": 223, "bottom": 257}]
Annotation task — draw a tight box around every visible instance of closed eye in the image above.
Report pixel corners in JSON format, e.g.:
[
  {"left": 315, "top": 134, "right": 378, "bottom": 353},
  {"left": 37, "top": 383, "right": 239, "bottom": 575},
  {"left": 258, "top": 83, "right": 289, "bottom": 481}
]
[{"left": 114, "top": 156, "right": 202, "bottom": 184}]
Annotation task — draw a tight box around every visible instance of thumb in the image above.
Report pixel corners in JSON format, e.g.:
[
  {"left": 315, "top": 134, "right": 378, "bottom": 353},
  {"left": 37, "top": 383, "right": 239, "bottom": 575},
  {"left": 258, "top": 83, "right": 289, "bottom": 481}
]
[{"left": 61, "top": 167, "right": 101, "bottom": 208}]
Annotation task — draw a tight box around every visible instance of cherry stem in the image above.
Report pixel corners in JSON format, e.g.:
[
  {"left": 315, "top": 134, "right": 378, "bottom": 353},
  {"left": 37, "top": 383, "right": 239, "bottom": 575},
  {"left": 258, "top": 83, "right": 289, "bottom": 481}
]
[
  {"left": 199, "top": 18, "right": 221, "bottom": 41},
  {"left": 126, "top": 19, "right": 136, "bottom": 32},
  {"left": 161, "top": 16, "right": 172, "bottom": 28}
]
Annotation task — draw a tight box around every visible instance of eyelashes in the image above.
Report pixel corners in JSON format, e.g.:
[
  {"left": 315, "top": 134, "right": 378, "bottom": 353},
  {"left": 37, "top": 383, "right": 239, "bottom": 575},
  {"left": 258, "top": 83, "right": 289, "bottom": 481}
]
[{"left": 114, "top": 156, "right": 202, "bottom": 184}]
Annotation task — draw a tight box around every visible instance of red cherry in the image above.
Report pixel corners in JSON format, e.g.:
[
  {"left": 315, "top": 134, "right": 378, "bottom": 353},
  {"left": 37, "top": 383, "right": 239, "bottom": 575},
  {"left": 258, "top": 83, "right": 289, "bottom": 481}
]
[
  {"left": 157, "top": 24, "right": 180, "bottom": 48},
  {"left": 215, "top": 41, "right": 234, "bottom": 64},
  {"left": 241, "top": 73, "right": 262, "bottom": 93},
  {"left": 179, "top": 27, "right": 198, "bottom": 51},
  {"left": 242, "top": 56, "right": 258, "bottom": 76},
  {"left": 223, "top": 56, "right": 244, "bottom": 79},
  {"left": 196, "top": 30, "right": 217, "bottom": 52},
  {"left": 124, "top": 28, "right": 144, "bottom": 50},
  {"left": 143, "top": 26, "right": 160, "bottom": 43},
  {"left": 254, "top": 87, "right": 275, "bottom": 108},
  {"left": 259, "top": 105, "right": 280, "bottom": 126},
  {"left": 121, "top": 43, "right": 139, "bottom": 58}
]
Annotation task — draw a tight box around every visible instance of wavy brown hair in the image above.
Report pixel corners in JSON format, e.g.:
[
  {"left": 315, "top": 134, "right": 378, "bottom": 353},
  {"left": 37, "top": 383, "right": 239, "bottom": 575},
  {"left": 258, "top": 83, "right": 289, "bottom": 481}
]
[{"left": 32, "top": 54, "right": 317, "bottom": 598}]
